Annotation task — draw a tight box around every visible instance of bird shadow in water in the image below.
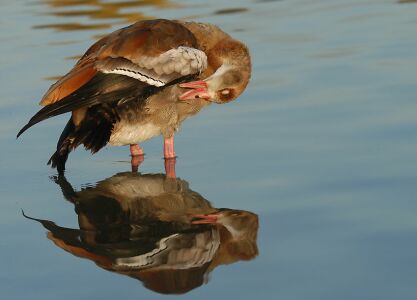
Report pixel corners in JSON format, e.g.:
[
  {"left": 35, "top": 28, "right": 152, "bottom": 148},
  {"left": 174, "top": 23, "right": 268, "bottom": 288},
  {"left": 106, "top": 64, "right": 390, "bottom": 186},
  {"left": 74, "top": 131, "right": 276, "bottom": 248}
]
[{"left": 23, "top": 170, "right": 259, "bottom": 295}]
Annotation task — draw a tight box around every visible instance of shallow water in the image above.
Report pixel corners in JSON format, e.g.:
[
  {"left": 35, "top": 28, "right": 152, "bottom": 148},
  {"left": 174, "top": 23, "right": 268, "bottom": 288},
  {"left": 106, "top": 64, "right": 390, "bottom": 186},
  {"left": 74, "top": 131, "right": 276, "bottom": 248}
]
[{"left": 2, "top": 0, "right": 417, "bottom": 299}]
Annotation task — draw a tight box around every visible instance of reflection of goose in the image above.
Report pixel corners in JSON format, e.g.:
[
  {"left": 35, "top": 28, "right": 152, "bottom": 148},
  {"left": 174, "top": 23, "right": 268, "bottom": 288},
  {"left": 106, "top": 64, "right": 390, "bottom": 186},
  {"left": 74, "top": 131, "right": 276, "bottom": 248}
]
[
  {"left": 25, "top": 172, "right": 258, "bottom": 294},
  {"left": 18, "top": 19, "right": 251, "bottom": 174}
]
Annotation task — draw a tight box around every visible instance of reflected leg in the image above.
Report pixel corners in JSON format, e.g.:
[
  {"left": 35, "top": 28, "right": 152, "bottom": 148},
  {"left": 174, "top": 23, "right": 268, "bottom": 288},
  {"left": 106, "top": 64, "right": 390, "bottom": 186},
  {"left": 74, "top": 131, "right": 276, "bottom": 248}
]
[
  {"left": 164, "top": 157, "right": 176, "bottom": 179},
  {"left": 130, "top": 144, "right": 144, "bottom": 172}
]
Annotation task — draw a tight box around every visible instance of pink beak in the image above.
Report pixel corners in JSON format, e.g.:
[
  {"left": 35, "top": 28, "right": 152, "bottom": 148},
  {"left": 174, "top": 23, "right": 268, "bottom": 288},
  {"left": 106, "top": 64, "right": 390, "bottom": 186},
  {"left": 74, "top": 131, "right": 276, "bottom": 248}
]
[
  {"left": 179, "top": 80, "right": 210, "bottom": 101},
  {"left": 191, "top": 213, "right": 219, "bottom": 225}
]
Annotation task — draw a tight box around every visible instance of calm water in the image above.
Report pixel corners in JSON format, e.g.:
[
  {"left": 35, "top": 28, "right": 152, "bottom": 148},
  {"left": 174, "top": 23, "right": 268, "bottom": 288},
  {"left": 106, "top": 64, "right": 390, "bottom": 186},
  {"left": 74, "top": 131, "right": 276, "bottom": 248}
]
[{"left": 2, "top": 0, "right": 417, "bottom": 299}]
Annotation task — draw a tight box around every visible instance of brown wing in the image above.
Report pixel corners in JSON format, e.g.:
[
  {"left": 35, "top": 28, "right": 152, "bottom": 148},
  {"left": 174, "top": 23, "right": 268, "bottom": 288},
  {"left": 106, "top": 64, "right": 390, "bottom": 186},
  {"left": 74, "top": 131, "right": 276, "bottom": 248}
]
[
  {"left": 17, "top": 19, "right": 205, "bottom": 139},
  {"left": 40, "top": 19, "right": 200, "bottom": 106}
]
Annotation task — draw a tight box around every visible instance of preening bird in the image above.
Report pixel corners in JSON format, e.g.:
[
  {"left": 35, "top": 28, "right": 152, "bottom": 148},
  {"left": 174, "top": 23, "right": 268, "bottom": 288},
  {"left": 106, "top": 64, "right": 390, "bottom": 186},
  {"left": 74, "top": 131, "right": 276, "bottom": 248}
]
[{"left": 17, "top": 19, "right": 251, "bottom": 173}]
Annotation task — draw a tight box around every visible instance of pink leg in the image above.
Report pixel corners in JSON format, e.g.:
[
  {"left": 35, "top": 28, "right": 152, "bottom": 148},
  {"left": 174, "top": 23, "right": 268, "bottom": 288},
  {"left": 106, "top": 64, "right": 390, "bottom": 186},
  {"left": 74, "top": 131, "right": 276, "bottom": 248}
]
[
  {"left": 163, "top": 136, "right": 177, "bottom": 178},
  {"left": 131, "top": 155, "right": 144, "bottom": 173},
  {"left": 130, "top": 144, "right": 144, "bottom": 156},
  {"left": 163, "top": 136, "right": 176, "bottom": 159},
  {"left": 164, "top": 157, "right": 177, "bottom": 179},
  {"left": 130, "top": 144, "right": 144, "bottom": 173}
]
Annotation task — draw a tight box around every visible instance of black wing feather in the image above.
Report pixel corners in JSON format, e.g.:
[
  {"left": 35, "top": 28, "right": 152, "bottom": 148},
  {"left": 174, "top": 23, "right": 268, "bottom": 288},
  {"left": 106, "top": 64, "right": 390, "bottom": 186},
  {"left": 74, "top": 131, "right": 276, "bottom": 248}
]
[
  {"left": 17, "top": 73, "right": 152, "bottom": 138},
  {"left": 16, "top": 72, "right": 195, "bottom": 138}
]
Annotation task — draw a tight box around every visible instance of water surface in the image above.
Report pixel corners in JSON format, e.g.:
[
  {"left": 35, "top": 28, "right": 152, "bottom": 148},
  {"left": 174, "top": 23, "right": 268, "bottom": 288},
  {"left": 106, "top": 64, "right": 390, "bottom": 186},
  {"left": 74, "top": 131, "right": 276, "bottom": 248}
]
[{"left": 2, "top": 0, "right": 417, "bottom": 299}]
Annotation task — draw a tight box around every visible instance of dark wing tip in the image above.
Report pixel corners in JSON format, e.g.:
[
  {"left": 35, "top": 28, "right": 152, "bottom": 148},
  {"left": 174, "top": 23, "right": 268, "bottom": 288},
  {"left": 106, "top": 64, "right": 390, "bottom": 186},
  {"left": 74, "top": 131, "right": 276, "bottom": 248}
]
[
  {"left": 21, "top": 209, "right": 37, "bottom": 221},
  {"left": 17, "top": 123, "right": 31, "bottom": 138},
  {"left": 16, "top": 100, "right": 72, "bottom": 139}
]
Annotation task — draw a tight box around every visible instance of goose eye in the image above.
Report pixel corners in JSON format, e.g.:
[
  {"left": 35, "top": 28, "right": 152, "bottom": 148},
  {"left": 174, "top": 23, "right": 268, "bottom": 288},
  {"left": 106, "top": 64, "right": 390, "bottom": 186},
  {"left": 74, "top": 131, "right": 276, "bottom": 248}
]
[{"left": 221, "top": 89, "right": 230, "bottom": 95}]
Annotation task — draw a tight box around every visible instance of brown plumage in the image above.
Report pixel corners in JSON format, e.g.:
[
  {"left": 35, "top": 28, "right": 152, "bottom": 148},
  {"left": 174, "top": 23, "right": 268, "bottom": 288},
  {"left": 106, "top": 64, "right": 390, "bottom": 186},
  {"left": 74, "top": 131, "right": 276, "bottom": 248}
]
[{"left": 17, "top": 19, "right": 252, "bottom": 173}]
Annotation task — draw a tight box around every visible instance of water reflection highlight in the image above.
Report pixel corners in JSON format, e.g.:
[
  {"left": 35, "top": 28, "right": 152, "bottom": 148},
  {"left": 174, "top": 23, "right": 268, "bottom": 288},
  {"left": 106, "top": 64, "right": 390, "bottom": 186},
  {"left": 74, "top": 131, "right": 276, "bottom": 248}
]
[{"left": 34, "top": 0, "right": 172, "bottom": 32}]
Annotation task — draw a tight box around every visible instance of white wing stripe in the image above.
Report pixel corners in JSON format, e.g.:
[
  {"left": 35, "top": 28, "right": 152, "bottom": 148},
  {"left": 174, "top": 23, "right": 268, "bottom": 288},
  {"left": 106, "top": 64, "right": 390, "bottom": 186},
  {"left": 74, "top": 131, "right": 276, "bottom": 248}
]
[{"left": 102, "top": 68, "right": 166, "bottom": 87}]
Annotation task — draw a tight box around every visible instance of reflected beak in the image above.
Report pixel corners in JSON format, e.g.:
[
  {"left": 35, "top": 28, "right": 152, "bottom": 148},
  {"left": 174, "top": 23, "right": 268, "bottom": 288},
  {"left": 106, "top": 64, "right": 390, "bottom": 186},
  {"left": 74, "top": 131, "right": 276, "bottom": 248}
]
[
  {"left": 179, "top": 80, "right": 211, "bottom": 101},
  {"left": 191, "top": 213, "right": 219, "bottom": 224}
]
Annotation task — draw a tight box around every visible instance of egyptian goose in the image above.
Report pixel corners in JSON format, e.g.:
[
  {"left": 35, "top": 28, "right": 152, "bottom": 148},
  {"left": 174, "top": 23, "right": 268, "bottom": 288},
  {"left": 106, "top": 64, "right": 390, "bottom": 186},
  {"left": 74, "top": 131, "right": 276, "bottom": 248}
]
[
  {"left": 17, "top": 19, "right": 251, "bottom": 173},
  {"left": 24, "top": 171, "right": 258, "bottom": 294}
]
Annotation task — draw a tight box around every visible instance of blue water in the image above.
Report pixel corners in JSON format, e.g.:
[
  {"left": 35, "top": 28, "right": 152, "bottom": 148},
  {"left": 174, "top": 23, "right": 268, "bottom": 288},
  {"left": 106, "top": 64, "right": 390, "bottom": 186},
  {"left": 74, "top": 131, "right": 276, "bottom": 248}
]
[{"left": 2, "top": 0, "right": 417, "bottom": 299}]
